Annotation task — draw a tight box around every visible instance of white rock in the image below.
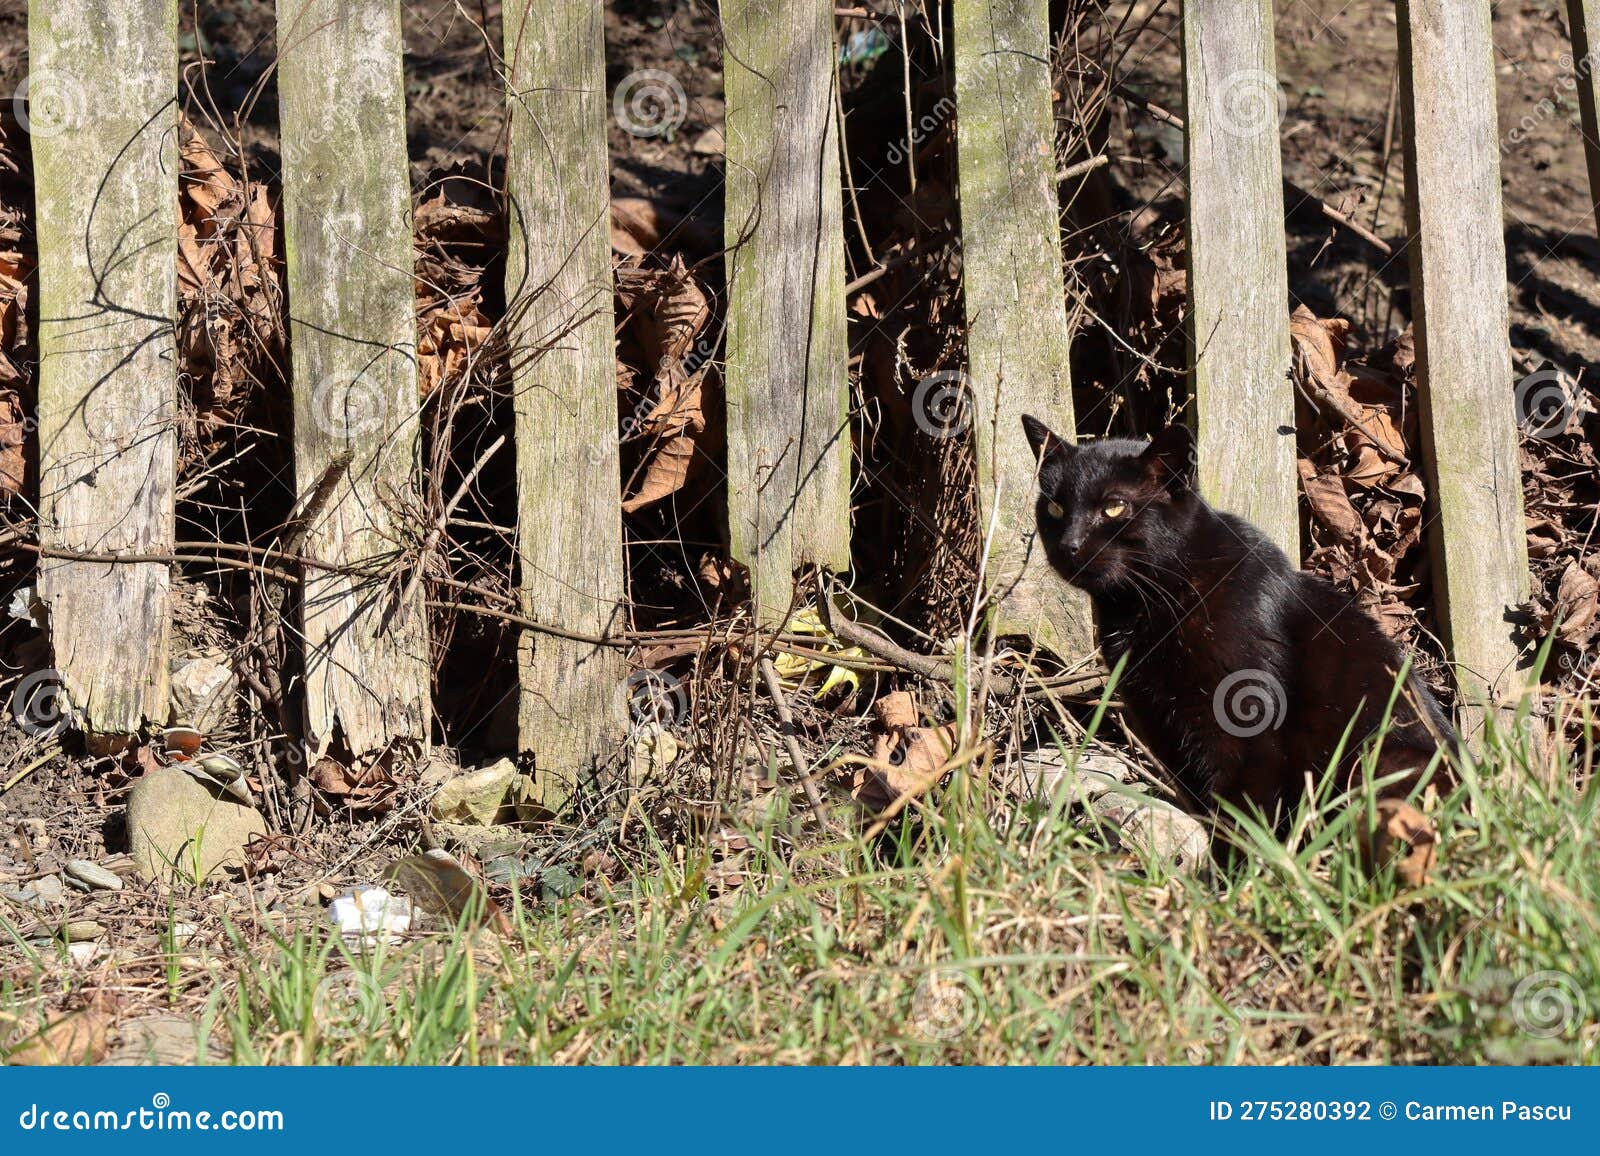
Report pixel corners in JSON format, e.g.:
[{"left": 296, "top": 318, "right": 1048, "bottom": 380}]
[{"left": 327, "top": 887, "right": 412, "bottom": 947}]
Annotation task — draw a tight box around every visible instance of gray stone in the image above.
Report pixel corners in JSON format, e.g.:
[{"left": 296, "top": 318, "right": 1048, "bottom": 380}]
[
  {"left": 125, "top": 764, "right": 267, "bottom": 885},
  {"left": 65, "top": 859, "right": 125, "bottom": 892},
  {"left": 27, "top": 874, "right": 65, "bottom": 905},
  {"left": 1016, "top": 746, "right": 1210, "bottom": 875},
  {"left": 102, "top": 1015, "right": 226, "bottom": 1066}
]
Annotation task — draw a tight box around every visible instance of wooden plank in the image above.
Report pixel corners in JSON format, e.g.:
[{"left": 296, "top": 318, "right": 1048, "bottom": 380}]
[
  {"left": 1181, "top": 0, "right": 1298, "bottom": 556},
  {"left": 952, "top": 0, "right": 1093, "bottom": 656},
  {"left": 30, "top": 0, "right": 179, "bottom": 734},
  {"left": 503, "top": 0, "right": 627, "bottom": 809},
  {"left": 1396, "top": 0, "right": 1529, "bottom": 720},
  {"left": 723, "top": 0, "right": 852, "bottom": 623},
  {"left": 276, "top": 0, "right": 429, "bottom": 757},
  {"left": 1565, "top": 0, "right": 1600, "bottom": 229}
]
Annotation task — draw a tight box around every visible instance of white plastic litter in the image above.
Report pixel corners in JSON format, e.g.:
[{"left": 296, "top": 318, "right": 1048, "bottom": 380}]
[{"left": 327, "top": 886, "right": 413, "bottom": 947}]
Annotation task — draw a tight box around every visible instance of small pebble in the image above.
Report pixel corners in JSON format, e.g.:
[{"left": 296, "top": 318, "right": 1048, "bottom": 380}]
[
  {"left": 65, "top": 859, "right": 125, "bottom": 892},
  {"left": 28, "top": 875, "right": 65, "bottom": 904},
  {"left": 59, "top": 920, "right": 105, "bottom": 942},
  {"left": 66, "top": 941, "right": 104, "bottom": 966},
  {"left": 168, "top": 922, "right": 199, "bottom": 947}
]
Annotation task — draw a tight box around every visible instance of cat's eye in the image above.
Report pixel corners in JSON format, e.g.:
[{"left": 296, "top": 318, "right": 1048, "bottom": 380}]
[
  {"left": 1044, "top": 500, "right": 1065, "bottom": 519},
  {"left": 1102, "top": 500, "right": 1128, "bottom": 519}
]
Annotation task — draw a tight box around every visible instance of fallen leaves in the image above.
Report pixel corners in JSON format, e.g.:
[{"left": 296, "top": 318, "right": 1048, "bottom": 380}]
[
  {"left": 176, "top": 119, "right": 284, "bottom": 450},
  {"left": 615, "top": 255, "right": 712, "bottom": 513},
  {"left": 0, "top": 121, "right": 32, "bottom": 497},
  {"left": 1293, "top": 308, "right": 1431, "bottom": 642},
  {"left": 847, "top": 690, "right": 961, "bottom": 813},
  {"left": 414, "top": 180, "right": 498, "bottom": 401}
]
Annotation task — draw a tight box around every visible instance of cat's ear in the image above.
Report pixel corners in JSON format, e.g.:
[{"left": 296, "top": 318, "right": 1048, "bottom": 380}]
[
  {"left": 1140, "top": 423, "right": 1197, "bottom": 493},
  {"left": 1021, "top": 414, "right": 1068, "bottom": 462}
]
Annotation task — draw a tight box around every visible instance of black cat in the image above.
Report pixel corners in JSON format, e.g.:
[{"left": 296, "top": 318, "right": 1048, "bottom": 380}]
[{"left": 1021, "top": 416, "right": 1456, "bottom": 826}]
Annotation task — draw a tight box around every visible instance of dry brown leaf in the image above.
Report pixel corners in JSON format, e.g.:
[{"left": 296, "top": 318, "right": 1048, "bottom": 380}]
[
  {"left": 1551, "top": 560, "right": 1599, "bottom": 644},
  {"left": 0, "top": 389, "right": 26, "bottom": 497},
  {"left": 1289, "top": 304, "right": 1353, "bottom": 390},
  {"left": 873, "top": 690, "right": 919, "bottom": 731},
  {"left": 621, "top": 432, "right": 696, "bottom": 513},
  {"left": 387, "top": 850, "right": 512, "bottom": 935},
  {"left": 4, "top": 1009, "right": 111, "bottom": 1066},
  {"left": 851, "top": 690, "right": 957, "bottom": 812},
  {"left": 1298, "top": 460, "right": 1364, "bottom": 544},
  {"left": 310, "top": 755, "right": 396, "bottom": 813},
  {"left": 1359, "top": 798, "right": 1438, "bottom": 888}
]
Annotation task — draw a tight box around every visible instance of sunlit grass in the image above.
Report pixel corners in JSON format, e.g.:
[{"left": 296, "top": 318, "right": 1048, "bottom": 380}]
[{"left": 199, "top": 702, "right": 1597, "bottom": 1066}]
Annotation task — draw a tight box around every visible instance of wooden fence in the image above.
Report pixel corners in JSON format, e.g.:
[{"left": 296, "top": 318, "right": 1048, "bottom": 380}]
[{"left": 23, "top": 0, "right": 1539, "bottom": 800}]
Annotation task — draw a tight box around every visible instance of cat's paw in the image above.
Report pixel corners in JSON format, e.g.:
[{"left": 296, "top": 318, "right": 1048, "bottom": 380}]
[{"left": 1359, "top": 798, "right": 1438, "bottom": 888}]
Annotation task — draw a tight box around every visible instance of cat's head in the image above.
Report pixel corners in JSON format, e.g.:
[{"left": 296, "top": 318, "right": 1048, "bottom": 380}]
[{"left": 1021, "top": 416, "right": 1199, "bottom": 596}]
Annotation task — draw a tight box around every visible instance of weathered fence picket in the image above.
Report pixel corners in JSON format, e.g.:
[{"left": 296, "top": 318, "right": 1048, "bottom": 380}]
[
  {"left": 722, "top": 0, "right": 852, "bottom": 624},
  {"left": 1181, "top": 0, "right": 1298, "bottom": 557},
  {"left": 951, "top": 0, "right": 1093, "bottom": 655},
  {"left": 276, "top": 0, "right": 430, "bottom": 757},
  {"left": 30, "top": 0, "right": 179, "bottom": 734},
  {"left": 503, "top": 0, "right": 628, "bottom": 809},
  {"left": 15, "top": 5, "right": 1546, "bottom": 781},
  {"left": 1396, "top": 0, "right": 1529, "bottom": 723}
]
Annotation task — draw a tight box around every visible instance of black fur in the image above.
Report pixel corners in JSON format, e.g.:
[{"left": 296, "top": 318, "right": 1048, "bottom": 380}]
[{"left": 1022, "top": 416, "right": 1455, "bottom": 817}]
